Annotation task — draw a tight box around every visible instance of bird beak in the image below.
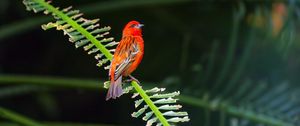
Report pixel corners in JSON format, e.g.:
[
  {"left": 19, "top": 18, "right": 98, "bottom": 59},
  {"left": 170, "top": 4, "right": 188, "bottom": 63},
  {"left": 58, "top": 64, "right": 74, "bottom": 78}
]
[{"left": 137, "top": 24, "right": 144, "bottom": 28}]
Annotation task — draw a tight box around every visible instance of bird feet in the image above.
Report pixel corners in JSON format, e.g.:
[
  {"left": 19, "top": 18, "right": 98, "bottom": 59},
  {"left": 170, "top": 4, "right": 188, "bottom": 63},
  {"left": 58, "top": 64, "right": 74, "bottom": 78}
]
[{"left": 124, "top": 75, "right": 140, "bottom": 84}]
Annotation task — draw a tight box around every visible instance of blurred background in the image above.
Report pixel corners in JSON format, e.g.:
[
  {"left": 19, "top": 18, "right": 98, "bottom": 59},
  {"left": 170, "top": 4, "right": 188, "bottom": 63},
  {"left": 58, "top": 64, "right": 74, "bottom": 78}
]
[{"left": 1, "top": 0, "right": 300, "bottom": 126}]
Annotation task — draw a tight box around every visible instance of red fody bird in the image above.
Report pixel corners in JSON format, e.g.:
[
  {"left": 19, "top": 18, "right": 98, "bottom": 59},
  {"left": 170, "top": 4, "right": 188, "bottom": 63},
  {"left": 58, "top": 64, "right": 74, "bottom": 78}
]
[{"left": 106, "top": 21, "right": 144, "bottom": 100}]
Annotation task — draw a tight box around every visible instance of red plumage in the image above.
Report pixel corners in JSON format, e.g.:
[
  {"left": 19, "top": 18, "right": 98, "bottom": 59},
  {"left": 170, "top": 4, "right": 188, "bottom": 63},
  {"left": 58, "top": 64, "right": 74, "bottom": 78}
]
[{"left": 106, "top": 21, "right": 144, "bottom": 100}]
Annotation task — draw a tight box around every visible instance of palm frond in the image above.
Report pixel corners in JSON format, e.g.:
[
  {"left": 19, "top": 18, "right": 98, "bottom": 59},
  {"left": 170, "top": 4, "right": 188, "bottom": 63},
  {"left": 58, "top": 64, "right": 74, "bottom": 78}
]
[{"left": 22, "top": 0, "right": 189, "bottom": 125}]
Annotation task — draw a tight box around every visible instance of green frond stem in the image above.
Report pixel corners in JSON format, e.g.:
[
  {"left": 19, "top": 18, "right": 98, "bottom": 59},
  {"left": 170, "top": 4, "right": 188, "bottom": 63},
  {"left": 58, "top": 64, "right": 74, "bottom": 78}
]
[
  {"left": 0, "top": 107, "right": 44, "bottom": 126},
  {"left": 0, "top": 74, "right": 101, "bottom": 89},
  {"left": 131, "top": 81, "right": 170, "bottom": 126},
  {"left": 0, "top": 74, "right": 293, "bottom": 126},
  {"left": 33, "top": 0, "right": 113, "bottom": 60},
  {"left": 0, "top": 85, "right": 48, "bottom": 98}
]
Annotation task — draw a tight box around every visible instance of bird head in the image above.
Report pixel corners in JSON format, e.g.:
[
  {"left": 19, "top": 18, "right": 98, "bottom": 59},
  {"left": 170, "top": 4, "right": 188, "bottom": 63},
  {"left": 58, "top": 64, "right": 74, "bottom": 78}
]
[{"left": 122, "top": 21, "right": 144, "bottom": 37}]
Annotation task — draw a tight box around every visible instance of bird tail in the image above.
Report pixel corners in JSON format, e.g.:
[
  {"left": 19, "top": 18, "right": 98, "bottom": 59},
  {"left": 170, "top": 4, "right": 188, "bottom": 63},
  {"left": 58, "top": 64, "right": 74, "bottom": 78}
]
[{"left": 106, "top": 76, "right": 123, "bottom": 100}]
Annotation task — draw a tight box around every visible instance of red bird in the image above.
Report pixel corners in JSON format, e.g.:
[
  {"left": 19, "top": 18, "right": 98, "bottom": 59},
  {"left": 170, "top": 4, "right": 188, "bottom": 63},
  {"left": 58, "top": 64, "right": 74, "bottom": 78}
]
[{"left": 106, "top": 21, "right": 144, "bottom": 100}]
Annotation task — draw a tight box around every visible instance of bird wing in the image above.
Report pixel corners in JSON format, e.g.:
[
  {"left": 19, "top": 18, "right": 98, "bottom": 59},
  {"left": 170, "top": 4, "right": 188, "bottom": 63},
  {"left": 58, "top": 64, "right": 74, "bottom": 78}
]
[{"left": 113, "top": 36, "right": 139, "bottom": 81}]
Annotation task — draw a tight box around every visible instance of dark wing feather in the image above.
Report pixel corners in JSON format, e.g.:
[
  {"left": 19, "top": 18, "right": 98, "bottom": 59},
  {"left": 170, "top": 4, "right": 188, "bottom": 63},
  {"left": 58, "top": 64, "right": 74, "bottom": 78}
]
[{"left": 113, "top": 36, "right": 139, "bottom": 81}]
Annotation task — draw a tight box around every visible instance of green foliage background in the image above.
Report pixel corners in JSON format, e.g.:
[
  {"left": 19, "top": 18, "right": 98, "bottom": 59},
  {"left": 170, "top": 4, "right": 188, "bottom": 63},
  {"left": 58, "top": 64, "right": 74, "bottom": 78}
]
[{"left": 0, "top": 0, "right": 300, "bottom": 126}]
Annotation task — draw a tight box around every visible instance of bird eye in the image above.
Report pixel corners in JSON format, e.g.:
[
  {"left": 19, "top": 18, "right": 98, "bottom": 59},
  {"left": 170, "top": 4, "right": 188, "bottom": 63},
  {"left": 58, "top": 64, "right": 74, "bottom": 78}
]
[{"left": 130, "top": 24, "right": 136, "bottom": 28}]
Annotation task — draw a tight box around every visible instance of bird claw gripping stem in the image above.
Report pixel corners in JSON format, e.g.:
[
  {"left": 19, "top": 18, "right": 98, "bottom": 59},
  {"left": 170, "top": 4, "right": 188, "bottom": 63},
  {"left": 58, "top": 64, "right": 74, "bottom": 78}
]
[{"left": 124, "top": 75, "right": 140, "bottom": 84}]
